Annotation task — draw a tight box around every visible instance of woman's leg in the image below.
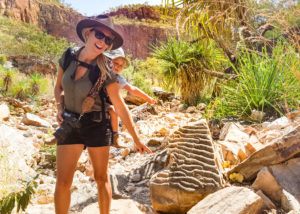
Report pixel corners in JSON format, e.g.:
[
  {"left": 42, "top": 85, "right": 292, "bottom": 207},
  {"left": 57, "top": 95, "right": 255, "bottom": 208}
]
[
  {"left": 88, "top": 146, "right": 111, "bottom": 214},
  {"left": 55, "top": 144, "right": 84, "bottom": 214}
]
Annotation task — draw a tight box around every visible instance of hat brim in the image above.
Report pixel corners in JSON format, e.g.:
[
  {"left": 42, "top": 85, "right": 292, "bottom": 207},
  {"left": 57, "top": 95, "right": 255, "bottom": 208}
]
[{"left": 76, "top": 19, "right": 123, "bottom": 50}]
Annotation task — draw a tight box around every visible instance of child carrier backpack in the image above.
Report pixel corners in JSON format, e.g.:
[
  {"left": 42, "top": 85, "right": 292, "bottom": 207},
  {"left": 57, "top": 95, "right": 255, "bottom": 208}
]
[{"left": 60, "top": 47, "right": 110, "bottom": 118}]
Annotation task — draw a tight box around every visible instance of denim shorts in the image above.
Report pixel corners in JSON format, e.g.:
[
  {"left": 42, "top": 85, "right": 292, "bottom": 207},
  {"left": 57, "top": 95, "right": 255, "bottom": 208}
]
[{"left": 56, "top": 110, "right": 112, "bottom": 147}]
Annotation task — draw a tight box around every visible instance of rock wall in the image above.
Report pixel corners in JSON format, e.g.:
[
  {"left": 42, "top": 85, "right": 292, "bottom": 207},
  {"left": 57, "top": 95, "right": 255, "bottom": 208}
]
[
  {"left": 0, "top": 0, "right": 173, "bottom": 58},
  {"left": 0, "top": 0, "right": 83, "bottom": 43}
]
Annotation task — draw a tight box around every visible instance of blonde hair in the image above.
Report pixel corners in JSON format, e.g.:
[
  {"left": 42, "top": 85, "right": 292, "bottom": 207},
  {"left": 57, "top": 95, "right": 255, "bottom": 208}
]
[{"left": 82, "top": 27, "right": 113, "bottom": 80}]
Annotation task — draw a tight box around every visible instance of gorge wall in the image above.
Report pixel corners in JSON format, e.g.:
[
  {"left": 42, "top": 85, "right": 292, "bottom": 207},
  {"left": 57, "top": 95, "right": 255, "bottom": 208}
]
[{"left": 0, "top": 0, "right": 174, "bottom": 58}]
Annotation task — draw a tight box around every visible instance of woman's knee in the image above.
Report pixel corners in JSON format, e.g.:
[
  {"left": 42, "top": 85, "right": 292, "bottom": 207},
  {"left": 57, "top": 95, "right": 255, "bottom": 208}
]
[
  {"left": 55, "top": 178, "right": 73, "bottom": 190},
  {"left": 93, "top": 172, "right": 109, "bottom": 185}
]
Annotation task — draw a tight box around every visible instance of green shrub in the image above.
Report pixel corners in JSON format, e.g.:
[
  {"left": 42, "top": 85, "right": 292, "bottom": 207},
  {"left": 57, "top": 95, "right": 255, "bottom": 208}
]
[
  {"left": 0, "top": 145, "right": 37, "bottom": 214},
  {"left": 0, "top": 16, "right": 70, "bottom": 61},
  {"left": 208, "top": 42, "right": 300, "bottom": 120},
  {"left": 0, "top": 67, "right": 16, "bottom": 93},
  {"left": 0, "top": 180, "right": 37, "bottom": 214},
  {"left": 122, "top": 57, "right": 164, "bottom": 96},
  {"left": 153, "top": 38, "right": 229, "bottom": 105},
  {"left": 28, "top": 73, "right": 48, "bottom": 97},
  {"left": 0, "top": 67, "right": 52, "bottom": 100},
  {"left": 0, "top": 54, "right": 7, "bottom": 65},
  {"left": 10, "top": 80, "right": 30, "bottom": 100}
]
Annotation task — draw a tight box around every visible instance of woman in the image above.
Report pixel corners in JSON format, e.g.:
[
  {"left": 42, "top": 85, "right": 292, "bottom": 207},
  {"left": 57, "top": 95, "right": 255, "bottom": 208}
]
[{"left": 53, "top": 15, "right": 151, "bottom": 214}]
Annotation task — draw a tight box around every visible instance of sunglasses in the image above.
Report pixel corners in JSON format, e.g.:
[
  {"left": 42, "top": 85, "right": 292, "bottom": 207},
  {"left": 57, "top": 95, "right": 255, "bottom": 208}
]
[{"left": 92, "top": 29, "right": 114, "bottom": 46}]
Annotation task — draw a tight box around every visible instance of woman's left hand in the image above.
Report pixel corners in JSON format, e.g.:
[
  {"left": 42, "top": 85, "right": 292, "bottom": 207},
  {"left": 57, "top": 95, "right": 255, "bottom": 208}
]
[{"left": 134, "top": 141, "right": 152, "bottom": 154}]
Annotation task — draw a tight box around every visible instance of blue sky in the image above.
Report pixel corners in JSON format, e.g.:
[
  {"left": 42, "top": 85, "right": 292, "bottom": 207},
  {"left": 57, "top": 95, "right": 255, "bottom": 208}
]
[{"left": 63, "top": 0, "right": 163, "bottom": 16}]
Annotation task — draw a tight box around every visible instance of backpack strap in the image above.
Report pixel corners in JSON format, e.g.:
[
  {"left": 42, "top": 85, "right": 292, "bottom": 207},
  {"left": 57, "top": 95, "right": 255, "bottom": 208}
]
[{"left": 61, "top": 47, "right": 80, "bottom": 72}]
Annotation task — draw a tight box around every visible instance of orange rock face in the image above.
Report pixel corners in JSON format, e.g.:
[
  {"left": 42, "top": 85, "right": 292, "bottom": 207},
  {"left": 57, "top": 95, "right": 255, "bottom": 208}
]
[{"left": 0, "top": 0, "right": 174, "bottom": 59}]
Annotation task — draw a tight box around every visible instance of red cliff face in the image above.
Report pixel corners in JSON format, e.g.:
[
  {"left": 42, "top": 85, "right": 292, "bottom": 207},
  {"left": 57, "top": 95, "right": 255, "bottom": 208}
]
[
  {"left": 0, "top": 0, "right": 174, "bottom": 58},
  {"left": 115, "top": 24, "right": 173, "bottom": 59}
]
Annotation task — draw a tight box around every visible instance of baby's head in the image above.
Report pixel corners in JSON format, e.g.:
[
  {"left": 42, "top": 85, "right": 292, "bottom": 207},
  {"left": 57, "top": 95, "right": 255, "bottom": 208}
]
[
  {"left": 104, "top": 47, "right": 129, "bottom": 74},
  {"left": 112, "top": 57, "right": 128, "bottom": 74}
]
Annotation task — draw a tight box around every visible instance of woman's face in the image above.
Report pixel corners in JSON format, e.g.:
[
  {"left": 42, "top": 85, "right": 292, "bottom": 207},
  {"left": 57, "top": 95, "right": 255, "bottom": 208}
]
[{"left": 85, "top": 27, "right": 113, "bottom": 55}]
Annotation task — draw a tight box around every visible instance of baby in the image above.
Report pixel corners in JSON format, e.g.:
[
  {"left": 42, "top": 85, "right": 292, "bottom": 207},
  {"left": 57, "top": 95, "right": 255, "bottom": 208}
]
[{"left": 104, "top": 48, "right": 156, "bottom": 147}]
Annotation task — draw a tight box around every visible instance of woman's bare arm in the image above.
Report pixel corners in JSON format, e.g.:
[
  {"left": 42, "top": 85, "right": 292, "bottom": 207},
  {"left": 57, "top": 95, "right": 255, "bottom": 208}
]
[{"left": 54, "top": 66, "right": 64, "bottom": 124}]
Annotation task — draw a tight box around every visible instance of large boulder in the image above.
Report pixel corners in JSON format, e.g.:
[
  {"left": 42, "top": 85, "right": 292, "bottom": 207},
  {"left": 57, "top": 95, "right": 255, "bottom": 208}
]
[
  {"left": 150, "top": 120, "right": 224, "bottom": 214},
  {"left": 252, "top": 158, "right": 300, "bottom": 212},
  {"left": 228, "top": 124, "right": 300, "bottom": 181},
  {"left": 252, "top": 167, "right": 282, "bottom": 203},
  {"left": 187, "top": 186, "right": 264, "bottom": 214},
  {"left": 269, "top": 158, "right": 300, "bottom": 202},
  {"left": 0, "top": 124, "right": 37, "bottom": 180}
]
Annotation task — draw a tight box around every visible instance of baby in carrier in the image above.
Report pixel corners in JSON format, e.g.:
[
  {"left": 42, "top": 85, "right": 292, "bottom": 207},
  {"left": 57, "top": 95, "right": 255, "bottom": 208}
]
[{"left": 104, "top": 48, "right": 156, "bottom": 147}]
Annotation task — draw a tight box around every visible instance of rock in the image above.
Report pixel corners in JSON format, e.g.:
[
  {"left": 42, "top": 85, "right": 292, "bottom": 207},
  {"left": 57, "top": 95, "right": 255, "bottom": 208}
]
[
  {"left": 219, "top": 122, "right": 251, "bottom": 143},
  {"left": 150, "top": 120, "right": 224, "bottom": 214},
  {"left": 217, "top": 140, "right": 246, "bottom": 164},
  {"left": 16, "top": 124, "right": 28, "bottom": 130},
  {"left": 197, "top": 103, "right": 206, "bottom": 111},
  {"left": 21, "top": 113, "right": 51, "bottom": 127},
  {"left": 186, "top": 106, "right": 198, "bottom": 113},
  {"left": 250, "top": 110, "right": 265, "bottom": 121},
  {"left": 82, "top": 199, "right": 143, "bottom": 214},
  {"left": 256, "top": 190, "right": 276, "bottom": 210},
  {"left": 8, "top": 55, "right": 56, "bottom": 75},
  {"left": 147, "top": 138, "right": 163, "bottom": 147},
  {"left": 154, "top": 127, "right": 169, "bottom": 137},
  {"left": 124, "top": 93, "right": 146, "bottom": 105},
  {"left": 0, "top": 103, "right": 10, "bottom": 120},
  {"left": 130, "top": 103, "right": 157, "bottom": 121},
  {"left": 286, "top": 110, "right": 300, "bottom": 121},
  {"left": 269, "top": 158, "right": 300, "bottom": 202},
  {"left": 5, "top": 97, "right": 24, "bottom": 108},
  {"left": 106, "top": 6, "right": 160, "bottom": 21},
  {"left": 131, "top": 149, "right": 168, "bottom": 182},
  {"left": 187, "top": 187, "right": 264, "bottom": 214},
  {"left": 252, "top": 167, "right": 282, "bottom": 203},
  {"left": 37, "top": 195, "right": 54, "bottom": 204},
  {"left": 120, "top": 148, "right": 131, "bottom": 158},
  {"left": 228, "top": 124, "right": 300, "bottom": 181},
  {"left": 44, "top": 137, "right": 57, "bottom": 145},
  {"left": 22, "top": 104, "right": 33, "bottom": 112},
  {"left": 130, "top": 173, "right": 142, "bottom": 182},
  {"left": 0, "top": 124, "right": 37, "bottom": 180},
  {"left": 110, "top": 172, "right": 129, "bottom": 199},
  {"left": 267, "top": 117, "right": 290, "bottom": 130},
  {"left": 281, "top": 189, "right": 300, "bottom": 212},
  {"left": 153, "top": 88, "right": 175, "bottom": 101},
  {"left": 178, "top": 104, "right": 186, "bottom": 112}
]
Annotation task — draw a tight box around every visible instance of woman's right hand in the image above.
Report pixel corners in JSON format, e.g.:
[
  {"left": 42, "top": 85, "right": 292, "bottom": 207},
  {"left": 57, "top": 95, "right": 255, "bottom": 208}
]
[
  {"left": 134, "top": 140, "right": 152, "bottom": 154},
  {"left": 57, "top": 108, "right": 64, "bottom": 125}
]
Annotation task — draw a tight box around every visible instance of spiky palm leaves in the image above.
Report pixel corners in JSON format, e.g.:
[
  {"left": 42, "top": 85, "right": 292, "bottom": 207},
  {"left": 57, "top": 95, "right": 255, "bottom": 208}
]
[
  {"left": 153, "top": 38, "right": 228, "bottom": 104},
  {"left": 163, "top": 0, "right": 253, "bottom": 62}
]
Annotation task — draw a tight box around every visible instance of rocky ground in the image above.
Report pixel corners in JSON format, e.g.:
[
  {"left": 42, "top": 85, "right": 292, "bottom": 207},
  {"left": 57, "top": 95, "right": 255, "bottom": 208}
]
[{"left": 0, "top": 94, "right": 299, "bottom": 214}]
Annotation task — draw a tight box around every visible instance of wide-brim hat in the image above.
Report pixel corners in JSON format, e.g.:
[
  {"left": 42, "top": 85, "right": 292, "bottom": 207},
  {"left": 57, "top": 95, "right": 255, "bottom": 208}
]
[
  {"left": 76, "top": 15, "right": 123, "bottom": 50},
  {"left": 103, "top": 47, "right": 129, "bottom": 66}
]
